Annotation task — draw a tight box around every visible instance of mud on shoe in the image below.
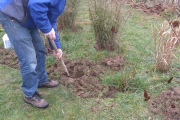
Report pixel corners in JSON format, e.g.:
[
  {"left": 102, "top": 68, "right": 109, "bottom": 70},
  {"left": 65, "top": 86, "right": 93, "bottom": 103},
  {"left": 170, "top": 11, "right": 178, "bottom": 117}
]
[
  {"left": 38, "top": 79, "right": 59, "bottom": 88},
  {"left": 24, "top": 92, "right": 49, "bottom": 108}
]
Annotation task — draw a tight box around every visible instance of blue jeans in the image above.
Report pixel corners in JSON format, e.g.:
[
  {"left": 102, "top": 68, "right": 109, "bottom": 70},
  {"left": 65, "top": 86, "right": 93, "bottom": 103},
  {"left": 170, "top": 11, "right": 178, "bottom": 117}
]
[{"left": 0, "top": 12, "right": 49, "bottom": 97}]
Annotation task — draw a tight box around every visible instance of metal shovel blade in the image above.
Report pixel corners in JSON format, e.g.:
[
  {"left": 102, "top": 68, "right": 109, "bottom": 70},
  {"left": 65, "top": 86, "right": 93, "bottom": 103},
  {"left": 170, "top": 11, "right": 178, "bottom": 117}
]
[{"left": 49, "top": 39, "right": 70, "bottom": 77}]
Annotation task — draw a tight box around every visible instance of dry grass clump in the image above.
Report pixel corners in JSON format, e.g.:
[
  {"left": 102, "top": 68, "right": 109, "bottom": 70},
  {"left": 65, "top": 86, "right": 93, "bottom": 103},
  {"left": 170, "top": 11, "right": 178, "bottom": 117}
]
[
  {"left": 153, "top": 20, "right": 180, "bottom": 72},
  {"left": 57, "top": 0, "right": 80, "bottom": 31},
  {"left": 88, "top": 0, "right": 129, "bottom": 51}
]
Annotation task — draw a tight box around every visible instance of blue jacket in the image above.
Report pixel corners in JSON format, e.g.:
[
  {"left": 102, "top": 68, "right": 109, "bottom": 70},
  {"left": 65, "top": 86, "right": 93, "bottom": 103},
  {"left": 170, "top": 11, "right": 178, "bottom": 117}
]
[{"left": 0, "top": 0, "right": 66, "bottom": 49}]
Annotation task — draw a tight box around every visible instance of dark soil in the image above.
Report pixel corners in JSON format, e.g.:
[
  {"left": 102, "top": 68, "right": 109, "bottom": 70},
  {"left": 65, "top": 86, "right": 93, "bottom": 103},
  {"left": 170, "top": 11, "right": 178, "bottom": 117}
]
[
  {"left": 148, "top": 86, "right": 180, "bottom": 120},
  {"left": 128, "top": 2, "right": 165, "bottom": 16},
  {"left": 48, "top": 55, "right": 125, "bottom": 98},
  {"left": 0, "top": 47, "right": 19, "bottom": 69},
  {"left": 0, "top": 46, "right": 124, "bottom": 98}
]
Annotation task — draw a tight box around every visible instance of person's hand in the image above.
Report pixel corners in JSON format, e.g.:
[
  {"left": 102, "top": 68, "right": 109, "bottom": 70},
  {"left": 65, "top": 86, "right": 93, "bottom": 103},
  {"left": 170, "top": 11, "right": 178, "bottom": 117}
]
[
  {"left": 44, "top": 28, "right": 56, "bottom": 40},
  {"left": 53, "top": 49, "right": 63, "bottom": 60}
]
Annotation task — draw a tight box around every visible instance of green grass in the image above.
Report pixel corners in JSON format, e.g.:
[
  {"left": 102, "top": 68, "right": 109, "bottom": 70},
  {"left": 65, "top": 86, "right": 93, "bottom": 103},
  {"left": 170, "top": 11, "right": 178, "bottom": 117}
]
[
  {"left": 0, "top": 65, "right": 165, "bottom": 120},
  {"left": 0, "top": 1, "right": 180, "bottom": 120}
]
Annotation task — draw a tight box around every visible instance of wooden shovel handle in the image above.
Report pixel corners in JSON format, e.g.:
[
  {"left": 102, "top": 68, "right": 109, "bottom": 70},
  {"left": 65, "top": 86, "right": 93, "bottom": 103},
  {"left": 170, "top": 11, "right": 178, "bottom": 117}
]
[{"left": 49, "top": 39, "right": 70, "bottom": 77}]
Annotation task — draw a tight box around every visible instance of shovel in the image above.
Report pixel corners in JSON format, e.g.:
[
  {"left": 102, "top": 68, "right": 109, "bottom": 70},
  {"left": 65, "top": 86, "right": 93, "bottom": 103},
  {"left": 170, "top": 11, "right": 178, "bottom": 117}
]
[{"left": 49, "top": 39, "right": 70, "bottom": 77}]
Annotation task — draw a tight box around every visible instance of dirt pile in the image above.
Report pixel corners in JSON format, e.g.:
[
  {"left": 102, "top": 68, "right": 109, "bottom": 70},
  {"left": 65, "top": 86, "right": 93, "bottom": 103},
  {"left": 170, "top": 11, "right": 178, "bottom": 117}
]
[
  {"left": 148, "top": 86, "right": 180, "bottom": 120},
  {"left": 129, "top": 2, "right": 165, "bottom": 16},
  {"left": 47, "top": 56, "right": 125, "bottom": 98},
  {"left": 0, "top": 46, "right": 125, "bottom": 98},
  {"left": 0, "top": 47, "right": 19, "bottom": 69}
]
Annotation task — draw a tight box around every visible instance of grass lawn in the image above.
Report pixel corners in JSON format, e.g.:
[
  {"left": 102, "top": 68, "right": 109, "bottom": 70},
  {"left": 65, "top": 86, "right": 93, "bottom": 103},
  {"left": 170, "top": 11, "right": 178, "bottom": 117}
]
[{"left": 0, "top": 1, "right": 180, "bottom": 120}]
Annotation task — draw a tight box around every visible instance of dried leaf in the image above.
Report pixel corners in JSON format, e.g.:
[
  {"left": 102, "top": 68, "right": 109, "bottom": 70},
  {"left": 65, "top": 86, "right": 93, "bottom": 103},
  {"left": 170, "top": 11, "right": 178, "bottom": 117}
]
[
  {"left": 111, "top": 26, "right": 118, "bottom": 34},
  {"left": 144, "top": 89, "right": 150, "bottom": 101},
  {"left": 171, "top": 21, "right": 179, "bottom": 28},
  {"left": 167, "top": 77, "right": 173, "bottom": 84},
  {"left": 171, "top": 103, "right": 176, "bottom": 108}
]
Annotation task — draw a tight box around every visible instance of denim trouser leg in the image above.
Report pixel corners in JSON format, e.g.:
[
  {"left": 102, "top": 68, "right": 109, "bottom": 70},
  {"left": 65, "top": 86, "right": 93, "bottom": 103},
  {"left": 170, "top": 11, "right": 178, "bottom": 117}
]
[
  {"left": 0, "top": 12, "right": 48, "bottom": 97},
  {"left": 30, "top": 29, "right": 49, "bottom": 85}
]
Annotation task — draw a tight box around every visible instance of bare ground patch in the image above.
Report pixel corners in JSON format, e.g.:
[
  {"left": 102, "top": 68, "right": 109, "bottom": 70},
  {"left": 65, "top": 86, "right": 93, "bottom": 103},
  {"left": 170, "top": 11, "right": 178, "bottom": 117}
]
[
  {"left": 148, "top": 86, "right": 180, "bottom": 119},
  {"left": 0, "top": 47, "right": 125, "bottom": 98}
]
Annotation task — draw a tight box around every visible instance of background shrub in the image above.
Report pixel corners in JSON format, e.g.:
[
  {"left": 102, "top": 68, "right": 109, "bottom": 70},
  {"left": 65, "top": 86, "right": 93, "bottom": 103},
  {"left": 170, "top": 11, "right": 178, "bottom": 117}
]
[
  {"left": 57, "top": 0, "right": 80, "bottom": 31},
  {"left": 88, "top": 0, "right": 129, "bottom": 51}
]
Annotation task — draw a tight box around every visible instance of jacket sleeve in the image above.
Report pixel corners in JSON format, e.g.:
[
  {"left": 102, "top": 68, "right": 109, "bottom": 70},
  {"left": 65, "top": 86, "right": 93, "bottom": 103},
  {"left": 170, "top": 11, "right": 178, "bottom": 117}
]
[
  {"left": 48, "top": 23, "right": 62, "bottom": 49},
  {"left": 28, "top": 2, "right": 52, "bottom": 33},
  {"left": 28, "top": 0, "right": 64, "bottom": 49}
]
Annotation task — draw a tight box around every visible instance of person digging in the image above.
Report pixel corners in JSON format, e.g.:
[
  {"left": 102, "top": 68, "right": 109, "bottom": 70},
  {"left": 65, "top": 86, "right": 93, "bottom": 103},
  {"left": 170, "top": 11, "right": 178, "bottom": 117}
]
[{"left": 0, "top": 0, "right": 66, "bottom": 108}]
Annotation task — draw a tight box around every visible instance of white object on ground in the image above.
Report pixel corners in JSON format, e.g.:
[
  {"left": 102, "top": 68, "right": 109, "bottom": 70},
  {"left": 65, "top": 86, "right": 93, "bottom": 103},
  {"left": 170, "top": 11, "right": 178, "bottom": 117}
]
[{"left": 2, "top": 34, "right": 13, "bottom": 49}]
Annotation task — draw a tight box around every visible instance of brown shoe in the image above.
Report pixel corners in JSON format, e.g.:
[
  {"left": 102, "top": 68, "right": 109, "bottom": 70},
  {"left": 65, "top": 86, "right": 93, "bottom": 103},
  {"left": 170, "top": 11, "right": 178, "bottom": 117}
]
[
  {"left": 24, "top": 92, "right": 49, "bottom": 108},
  {"left": 38, "top": 79, "right": 59, "bottom": 88}
]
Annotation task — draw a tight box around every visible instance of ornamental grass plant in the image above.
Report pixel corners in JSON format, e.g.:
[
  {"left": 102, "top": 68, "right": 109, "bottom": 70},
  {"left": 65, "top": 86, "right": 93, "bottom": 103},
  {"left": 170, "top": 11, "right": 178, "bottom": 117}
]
[
  {"left": 88, "top": 0, "right": 129, "bottom": 51},
  {"left": 153, "top": 20, "right": 180, "bottom": 72}
]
